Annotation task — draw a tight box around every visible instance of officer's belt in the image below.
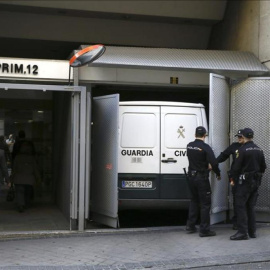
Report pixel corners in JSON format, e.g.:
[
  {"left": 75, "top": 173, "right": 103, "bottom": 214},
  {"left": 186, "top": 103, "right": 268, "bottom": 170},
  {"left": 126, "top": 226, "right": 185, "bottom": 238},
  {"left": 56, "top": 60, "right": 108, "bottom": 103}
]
[
  {"left": 240, "top": 171, "right": 260, "bottom": 179},
  {"left": 189, "top": 170, "right": 208, "bottom": 177},
  {"left": 238, "top": 171, "right": 263, "bottom": 185}
]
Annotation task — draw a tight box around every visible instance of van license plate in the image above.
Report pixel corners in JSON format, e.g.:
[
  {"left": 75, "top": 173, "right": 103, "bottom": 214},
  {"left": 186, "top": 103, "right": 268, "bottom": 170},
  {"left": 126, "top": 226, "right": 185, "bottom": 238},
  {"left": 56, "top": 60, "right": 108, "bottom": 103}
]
[{"left": 122, "top": 181, "right": 152, "bottom": 188}]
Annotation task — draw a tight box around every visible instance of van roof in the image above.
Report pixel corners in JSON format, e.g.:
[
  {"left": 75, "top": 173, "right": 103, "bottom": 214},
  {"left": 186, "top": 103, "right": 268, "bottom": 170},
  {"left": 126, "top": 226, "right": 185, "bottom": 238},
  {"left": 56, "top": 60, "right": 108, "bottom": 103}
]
[{"left": 119, "top": 101, "right": 205, "bottom": 108}]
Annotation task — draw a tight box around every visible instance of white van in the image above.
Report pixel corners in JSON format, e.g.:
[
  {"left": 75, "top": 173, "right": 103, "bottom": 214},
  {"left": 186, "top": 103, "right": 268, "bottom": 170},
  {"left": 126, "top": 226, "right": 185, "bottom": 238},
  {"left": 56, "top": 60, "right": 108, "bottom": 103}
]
[{"left": 117, "top": 101, "right": 208, "bottom": 209}]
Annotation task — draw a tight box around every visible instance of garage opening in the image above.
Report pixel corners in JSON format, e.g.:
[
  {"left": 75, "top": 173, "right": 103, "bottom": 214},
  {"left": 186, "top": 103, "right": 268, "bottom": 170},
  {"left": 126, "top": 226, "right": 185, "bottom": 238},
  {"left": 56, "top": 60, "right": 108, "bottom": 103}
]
[
  {"left": 0, "top": 86, "right": 78, "bottom": 231},
  {"left": 91, "top": 84, "right": 210, "bottom": 117},
  {"left": 89, "top": 84, "right": 210, "bottom": 228}
]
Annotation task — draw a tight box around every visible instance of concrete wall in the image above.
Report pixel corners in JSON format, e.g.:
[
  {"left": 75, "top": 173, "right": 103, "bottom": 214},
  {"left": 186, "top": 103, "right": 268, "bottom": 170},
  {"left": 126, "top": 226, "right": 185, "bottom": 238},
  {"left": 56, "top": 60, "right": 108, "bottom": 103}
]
[
  {"left": 209, "top": 0, "right": 270, "bottom": 70},
  {"left": 0, "top": 1, "right": 227, "bottom": 59},
  {"left": 209, "top": 1, "right": 259, "bottom": 55},
  {"left": 0, "top": 10, "right": 211, "bottom": 49},
  {"left": 259, "top": 1, "right": 270, "bottom": 68},
  {"left": 0, "top": 1, "right": 226, "bottom": 21}
]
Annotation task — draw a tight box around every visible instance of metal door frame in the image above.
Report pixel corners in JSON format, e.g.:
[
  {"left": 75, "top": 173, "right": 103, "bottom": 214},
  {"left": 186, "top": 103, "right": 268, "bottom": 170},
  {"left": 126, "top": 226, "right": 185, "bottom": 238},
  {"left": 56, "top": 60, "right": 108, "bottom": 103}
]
[
  {"left": 231, "top": 77, "right": 270, "bottom": 221},
  {"left": 0, "top": 82, "right": 87, "bottom": 231}
]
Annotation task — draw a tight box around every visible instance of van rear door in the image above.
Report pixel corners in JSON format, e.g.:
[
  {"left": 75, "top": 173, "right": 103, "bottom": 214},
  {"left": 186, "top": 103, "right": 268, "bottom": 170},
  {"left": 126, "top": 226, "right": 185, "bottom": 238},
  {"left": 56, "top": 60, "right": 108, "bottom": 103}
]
[
  {"left": 160, "top": 106, "right": 204, "bottom": 174},
  {"left": 118, "top": 106, "right": 160, "bottom": 174},
  {"left": 160, "top": 106, "right": 204, "bottom": 199},
  {"left": 118, "top": 105, "right": 160, "bottom": 200}
]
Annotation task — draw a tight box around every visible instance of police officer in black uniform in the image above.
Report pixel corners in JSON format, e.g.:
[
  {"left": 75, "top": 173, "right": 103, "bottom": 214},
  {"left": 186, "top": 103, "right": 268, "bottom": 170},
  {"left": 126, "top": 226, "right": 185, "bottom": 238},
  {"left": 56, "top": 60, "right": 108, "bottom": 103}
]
[
  {"left": 186, "top": 126, "right": 221, "bottom": 237},
  {"left": 217, "top": 129, "right": 244, "bottom": 229},
  {"left": 230, "top": 128, "right": 266, "bottom": 240}
]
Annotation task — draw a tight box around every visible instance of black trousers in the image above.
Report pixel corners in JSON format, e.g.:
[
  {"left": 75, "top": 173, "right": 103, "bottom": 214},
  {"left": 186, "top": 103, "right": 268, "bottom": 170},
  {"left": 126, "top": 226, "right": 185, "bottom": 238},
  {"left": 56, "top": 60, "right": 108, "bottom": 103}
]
[
  {"left": 187, "top": 175, "right": 212, "bottom": 233},
  {"left": 15, "top": 184, "right": 33, "bottom": 208},
  {"left": 235, "top": 181, "right": 259, "bottom": 235},
  {"left": 231, "top": 184, "right": 237, "bottom": 225}
]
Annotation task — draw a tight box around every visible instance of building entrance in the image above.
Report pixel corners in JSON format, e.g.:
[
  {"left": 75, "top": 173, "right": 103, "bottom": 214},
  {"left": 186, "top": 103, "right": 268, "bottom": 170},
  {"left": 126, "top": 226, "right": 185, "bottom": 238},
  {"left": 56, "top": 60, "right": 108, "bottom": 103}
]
[{"left": 0, "top": 83, "right": 87, "bottom": 232}]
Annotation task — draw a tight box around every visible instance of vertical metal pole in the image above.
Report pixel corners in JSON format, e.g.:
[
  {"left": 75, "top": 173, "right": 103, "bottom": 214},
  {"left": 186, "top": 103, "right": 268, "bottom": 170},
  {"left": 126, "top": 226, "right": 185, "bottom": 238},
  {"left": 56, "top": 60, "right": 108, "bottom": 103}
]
[
  {"left": 84, "top": 87, "right": 92, "bottom": 220},
  {"left": 73, "top": 68, "right": 79, "bottom": 86},
  {"left": 70, "top": 68, "right": 79, "bottom": 230},
  {"left": 68, "top": 66, "right": 72, "bottom": 86},
  {"left": 73, "top": 67, "right": 87, "bottom": 231},
  {"left": 78, "top": 86, "right": 86, "bottom": 231}
]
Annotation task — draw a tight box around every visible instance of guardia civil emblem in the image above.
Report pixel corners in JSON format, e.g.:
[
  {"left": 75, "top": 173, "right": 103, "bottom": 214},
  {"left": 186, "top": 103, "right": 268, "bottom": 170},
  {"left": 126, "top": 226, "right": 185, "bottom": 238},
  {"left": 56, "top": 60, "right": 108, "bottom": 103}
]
[{"left": 177, "top": 126, "right": 185, "bottom": 138}]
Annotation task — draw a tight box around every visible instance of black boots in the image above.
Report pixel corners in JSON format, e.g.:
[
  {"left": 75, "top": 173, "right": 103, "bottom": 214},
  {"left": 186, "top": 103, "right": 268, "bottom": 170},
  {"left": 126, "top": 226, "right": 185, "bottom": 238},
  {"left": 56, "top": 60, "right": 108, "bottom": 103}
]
[
  {"left": 199, "top": 231, "right": 216, "bottom": 237},
  {"left": 230, "top": 232, "right": 249, "bottom": 240},
  {"left": 186, "top": 226, "right": 197, "bottom": 233}
]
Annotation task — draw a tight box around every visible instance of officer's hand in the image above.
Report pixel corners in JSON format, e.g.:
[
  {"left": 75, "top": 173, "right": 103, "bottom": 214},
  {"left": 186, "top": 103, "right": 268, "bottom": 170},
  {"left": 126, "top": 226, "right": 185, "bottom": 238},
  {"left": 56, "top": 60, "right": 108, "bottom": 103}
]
[{"left": 216, "top": 175, "right": 221, "bottom": 180}]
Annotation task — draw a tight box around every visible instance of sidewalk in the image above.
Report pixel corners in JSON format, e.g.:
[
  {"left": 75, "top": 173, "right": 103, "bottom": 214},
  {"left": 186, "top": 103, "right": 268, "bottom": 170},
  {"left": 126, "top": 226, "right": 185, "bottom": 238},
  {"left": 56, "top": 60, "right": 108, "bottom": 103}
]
[{"left": 0, "top": 223, "right": 270, "bottom": 269}]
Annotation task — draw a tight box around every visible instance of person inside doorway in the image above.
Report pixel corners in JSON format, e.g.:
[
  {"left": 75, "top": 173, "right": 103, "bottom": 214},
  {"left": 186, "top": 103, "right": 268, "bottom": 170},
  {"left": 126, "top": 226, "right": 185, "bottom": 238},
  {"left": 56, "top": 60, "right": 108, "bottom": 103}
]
[
  {"left": 12, "top": 140, "right": 41, "bottom": 212},
  {"left": 6, "top": 134, "right": 15, "bottom": 154},
  {"left": 0, "top": 148, "right": 10, "bottom": 187},
  {"left": 0, "top": 135, "right": 11, "bottom": 170},
  {"left": 12, "top": 130, "right": 26, "bottom": 164},
  {"left": 12, "top": 130, "right": 35, "bottom": 166}
]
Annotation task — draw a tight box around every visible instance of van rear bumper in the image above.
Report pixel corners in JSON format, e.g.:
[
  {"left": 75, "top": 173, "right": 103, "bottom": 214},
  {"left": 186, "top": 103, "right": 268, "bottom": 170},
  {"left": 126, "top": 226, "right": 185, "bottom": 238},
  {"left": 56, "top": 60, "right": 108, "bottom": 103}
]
[{"left": 118, "top": 199, "right": 190, "bottom": 210}]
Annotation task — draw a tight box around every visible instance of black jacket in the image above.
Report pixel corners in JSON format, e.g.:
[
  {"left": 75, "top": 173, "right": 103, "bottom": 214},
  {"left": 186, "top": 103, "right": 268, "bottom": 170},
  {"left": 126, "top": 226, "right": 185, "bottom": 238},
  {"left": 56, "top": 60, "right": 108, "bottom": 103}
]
[
  {"left": 232, "top": 141, "right": 266, "bottom": 176},
  {"left": 217, "top": 142, "right": 242, "bottom": 171},
  {"left": 187, "top": 139, "right": 220, "bottom": 176}
]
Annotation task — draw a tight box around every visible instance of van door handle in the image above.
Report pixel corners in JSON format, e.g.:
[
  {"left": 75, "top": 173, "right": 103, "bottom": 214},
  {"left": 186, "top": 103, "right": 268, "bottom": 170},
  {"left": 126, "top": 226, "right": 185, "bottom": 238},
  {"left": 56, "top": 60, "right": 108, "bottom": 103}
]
[{"left": 161, "top": 158, "right": 177, "bottom": 163}]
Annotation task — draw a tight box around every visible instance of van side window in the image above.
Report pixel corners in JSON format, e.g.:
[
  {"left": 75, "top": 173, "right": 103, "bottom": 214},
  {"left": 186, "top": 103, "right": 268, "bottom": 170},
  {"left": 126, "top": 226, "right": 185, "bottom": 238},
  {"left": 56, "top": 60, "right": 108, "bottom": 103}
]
[
  {"left": 164, "top": 114, "right": 198, "bottom": 149},
  {"left": 120, "top": 113, "right": 157, "bottom": 148}
]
